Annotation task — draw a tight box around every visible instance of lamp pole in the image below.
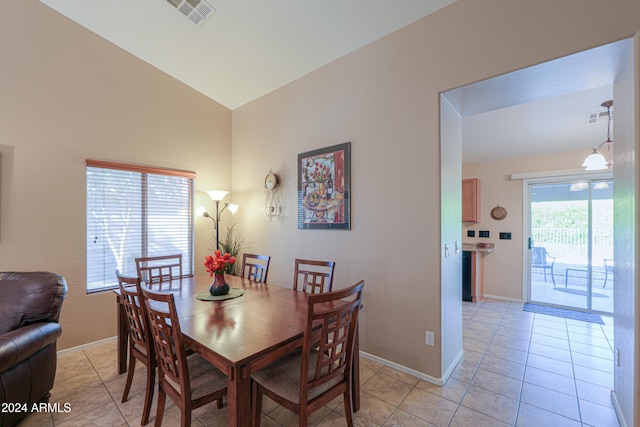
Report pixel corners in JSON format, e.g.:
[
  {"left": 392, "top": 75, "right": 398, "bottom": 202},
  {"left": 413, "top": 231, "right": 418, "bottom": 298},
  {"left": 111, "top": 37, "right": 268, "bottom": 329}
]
[
  {"left": 201, "top": 200, "right": 231, "bottom": 250},
  {"left": 197, "top": 190, "right": 237, "bottom": 251},
  {"left": 214, "top": 200, "right": 221, "bottom": 250}
]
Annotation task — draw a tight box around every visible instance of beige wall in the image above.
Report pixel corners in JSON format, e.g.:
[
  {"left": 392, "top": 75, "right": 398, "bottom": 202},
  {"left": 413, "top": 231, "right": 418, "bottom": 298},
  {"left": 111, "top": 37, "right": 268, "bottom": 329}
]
[
  {"left": 462, "top": 150, "right": 594, "bottom": 301},
  {"left": 0, "top": 1, "right": 232, "bottom": 349},
  {"left": 232, "top": 0, "right": 640, "bottom": 384},
  {"left": 2, "top": 0, "right": 640, "bottom": 419}
]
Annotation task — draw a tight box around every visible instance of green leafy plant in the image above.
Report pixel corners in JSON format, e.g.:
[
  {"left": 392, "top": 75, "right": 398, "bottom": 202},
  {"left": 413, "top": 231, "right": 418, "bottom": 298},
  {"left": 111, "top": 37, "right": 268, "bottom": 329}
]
[{"left": 217, "top": 223, "right": 244, "bottom": 275}]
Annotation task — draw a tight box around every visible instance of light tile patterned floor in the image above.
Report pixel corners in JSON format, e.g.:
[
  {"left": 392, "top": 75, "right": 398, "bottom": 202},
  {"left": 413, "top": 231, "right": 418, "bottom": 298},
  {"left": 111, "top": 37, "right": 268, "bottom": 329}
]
[{"left": 17, "top": 298, "right": 619, "bottom": 426}]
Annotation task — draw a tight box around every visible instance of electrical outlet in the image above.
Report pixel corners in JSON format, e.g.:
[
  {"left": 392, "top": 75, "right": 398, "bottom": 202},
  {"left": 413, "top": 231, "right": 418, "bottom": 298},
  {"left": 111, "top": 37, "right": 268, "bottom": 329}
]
[
  {"left": 425, "top": 331, "right": 435, "bottom": 346},
  {"left": 499, "top": 232, "right": 512, "bottom": 240},
  {"left": 479, "top": 230, "right": 490, "bottom": 238}
]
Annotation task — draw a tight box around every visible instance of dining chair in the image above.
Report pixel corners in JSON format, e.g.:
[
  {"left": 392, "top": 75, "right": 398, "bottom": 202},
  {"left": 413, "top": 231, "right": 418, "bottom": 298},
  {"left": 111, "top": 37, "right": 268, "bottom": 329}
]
[
  {"left": 116, "top": 271, "right": 155, "bottom": 426},
  {"left": 530, "top": 247, "right": 556, "bottom": 285},
  {"left": 141, "top": 286, "right": 227, "bottom": 427},
  {"left": 603, "top": 258, "right": 614, "bottom": 288},
  {"left": 240, "top": 253, "right": 271, "bottom": 283},
  {"left": 293, "top": 259, "right": 336, "bottom": 294},
  {"left": 251, "top": 280, "right": 364, "bottom": 427},
  {"left": 135, "top": 254, "right": 183, "bottom": 290}
]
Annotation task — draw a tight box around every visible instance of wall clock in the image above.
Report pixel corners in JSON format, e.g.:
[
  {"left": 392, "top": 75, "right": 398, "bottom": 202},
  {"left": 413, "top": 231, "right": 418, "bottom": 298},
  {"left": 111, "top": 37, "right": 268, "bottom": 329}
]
[
  {"left": 265, "top": 170, "right": 279, "bottom": 191},
  {"left": 264, "top": 169, "right": 281, "bottom": 221}
]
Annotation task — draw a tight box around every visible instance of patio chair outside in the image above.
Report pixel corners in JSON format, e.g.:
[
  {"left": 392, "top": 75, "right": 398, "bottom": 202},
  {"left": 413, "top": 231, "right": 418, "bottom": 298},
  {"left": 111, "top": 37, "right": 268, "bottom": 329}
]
[
  {"left": 603, "top": 258, "right": 614, "bottom": 288},
  {"left": 531, "top": 246, "right": 556, "bottom": 286}
]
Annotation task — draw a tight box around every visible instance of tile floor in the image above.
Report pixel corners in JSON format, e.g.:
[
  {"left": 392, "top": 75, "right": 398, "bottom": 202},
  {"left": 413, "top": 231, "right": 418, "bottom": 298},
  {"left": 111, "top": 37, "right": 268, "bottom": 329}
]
[
  {"left": 530, "top": 277, "right": 614, "bottom": 314},
  {"left": 16, "top": 298, "right": 619, "bottom": 426}
]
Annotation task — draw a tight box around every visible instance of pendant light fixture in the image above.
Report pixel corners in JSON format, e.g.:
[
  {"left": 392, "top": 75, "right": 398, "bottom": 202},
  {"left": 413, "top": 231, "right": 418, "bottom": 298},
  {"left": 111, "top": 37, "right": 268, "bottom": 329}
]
[{"left": 582, "top": 100, "right": 613, "bottom": 171}]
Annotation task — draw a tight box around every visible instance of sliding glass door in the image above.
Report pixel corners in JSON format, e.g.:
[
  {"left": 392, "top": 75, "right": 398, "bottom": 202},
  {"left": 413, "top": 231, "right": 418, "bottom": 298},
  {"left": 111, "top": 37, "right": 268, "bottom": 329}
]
[{"left": 528, "top": 177, "right": 613, "bottom": 314}]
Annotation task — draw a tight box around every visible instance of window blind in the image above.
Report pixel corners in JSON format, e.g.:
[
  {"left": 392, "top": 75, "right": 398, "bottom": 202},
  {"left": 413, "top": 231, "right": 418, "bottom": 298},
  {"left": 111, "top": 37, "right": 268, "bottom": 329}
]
[{"left": 86, "top": 160, "right": 194, "bottom": 292}]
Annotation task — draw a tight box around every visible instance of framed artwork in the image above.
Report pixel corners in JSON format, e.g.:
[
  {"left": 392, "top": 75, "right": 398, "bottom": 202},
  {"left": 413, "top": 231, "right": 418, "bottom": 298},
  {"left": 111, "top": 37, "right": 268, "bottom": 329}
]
[{"left": 298, "top": 142, "right": 351, "bottom": 229}]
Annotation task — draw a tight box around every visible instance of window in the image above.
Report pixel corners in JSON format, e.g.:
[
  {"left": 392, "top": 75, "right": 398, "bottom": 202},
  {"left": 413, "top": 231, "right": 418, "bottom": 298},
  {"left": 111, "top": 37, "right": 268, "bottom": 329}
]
[{"left": 86, "top": 160, "right": 195, "bottom": 292}]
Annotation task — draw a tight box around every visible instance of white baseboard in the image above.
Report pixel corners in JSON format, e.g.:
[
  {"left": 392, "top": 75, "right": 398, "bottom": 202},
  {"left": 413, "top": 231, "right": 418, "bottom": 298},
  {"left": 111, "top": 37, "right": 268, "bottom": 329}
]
[
  {"left": 482, "top": 293, "right": 524, "bottom": 303},
  {"left": 610, "top": 390, "right": 628, "bottom": 427},
  {"left": 360, "top": 351, "right": 445, "bottom": 386},
  {"left": 57, "top": 336, "right": 116, "bottom": 355},
  {"left": 443, "top": 350, "right": 464, "bottom": 383}
]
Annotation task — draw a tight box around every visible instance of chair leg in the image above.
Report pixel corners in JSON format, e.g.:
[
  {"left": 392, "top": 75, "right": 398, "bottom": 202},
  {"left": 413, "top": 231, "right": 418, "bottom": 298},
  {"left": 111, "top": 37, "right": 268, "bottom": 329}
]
[
  {"left": 343, "top": 389, "right": 355, "bottom": 427},
  {"left": 141, "top": 364, "right": 155, "bottom": 425},
  {"left": 181, "top": 409, "right": 190, "bottom": 427},
  {"left": 298, "top": 406, "right": 308, "bottom": 427},
  {"left": 550, "top": 269, "right": 555, "bottom": 286},
  {"left": 122, "top": 350, "right": 136, "bottom": 403},
  {"left": 216, "top": 397, "right": 223, "bottom": 409},
  {"left": 181, "top": 400, "right": 191, "bottom": 427},
  {"left": 154, "top": 388, "right": 166, "bottom": 427}
]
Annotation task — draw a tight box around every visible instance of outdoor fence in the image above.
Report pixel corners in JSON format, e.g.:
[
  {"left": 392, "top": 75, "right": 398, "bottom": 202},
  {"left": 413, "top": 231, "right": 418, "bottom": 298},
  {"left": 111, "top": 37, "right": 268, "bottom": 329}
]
[{"left": 531, "top": 227, "right": 613, "bottom": 265}]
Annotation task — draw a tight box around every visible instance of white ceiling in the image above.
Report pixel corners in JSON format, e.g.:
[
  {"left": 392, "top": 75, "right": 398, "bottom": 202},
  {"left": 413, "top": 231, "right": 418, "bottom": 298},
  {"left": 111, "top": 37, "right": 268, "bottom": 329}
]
[
  {"left": 38, "top": 0, "right": 456, "bottom": 110},
  {"left": 38, "top": 1, "right": 630, "bottom": 163},
  {"left": 447, "top": 38, "right": 630, "bottom": 164}
]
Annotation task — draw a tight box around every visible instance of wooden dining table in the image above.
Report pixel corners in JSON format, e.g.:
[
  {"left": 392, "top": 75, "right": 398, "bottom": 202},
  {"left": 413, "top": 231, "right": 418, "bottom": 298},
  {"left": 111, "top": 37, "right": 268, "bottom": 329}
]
[{"left": 115, "top": 274, "right": 360, "bottom": 427}]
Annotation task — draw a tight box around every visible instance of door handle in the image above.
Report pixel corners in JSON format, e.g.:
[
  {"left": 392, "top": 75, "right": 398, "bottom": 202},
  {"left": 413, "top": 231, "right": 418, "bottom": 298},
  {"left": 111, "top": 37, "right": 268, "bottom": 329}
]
[{"left": 528, "top": 238, "right": 534, "bottom": 249}]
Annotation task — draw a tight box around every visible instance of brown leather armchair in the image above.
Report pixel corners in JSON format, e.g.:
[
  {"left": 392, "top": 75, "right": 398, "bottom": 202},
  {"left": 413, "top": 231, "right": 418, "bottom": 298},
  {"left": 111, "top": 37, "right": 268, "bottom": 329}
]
[{"left": 0, "top": 272, "right": 67, "bottom": 427}]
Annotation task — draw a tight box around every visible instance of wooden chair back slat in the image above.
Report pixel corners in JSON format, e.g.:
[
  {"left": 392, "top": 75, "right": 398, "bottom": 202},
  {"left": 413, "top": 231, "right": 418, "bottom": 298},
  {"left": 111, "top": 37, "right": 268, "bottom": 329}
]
[
  {"left": 117, "top": 275, "right": 149, "bottom": 349},
  {"left": 250, "top": 280, "right": 364, "bottom": 427},
  {"left": 141, "top": 286, "right": 227, "bottom": 426},
  {"left": 241, "top": 253, "right": 271, "bottom": 283},
  {"left": 293, "top": 259, "right": 335, "bottom": 294},
  {"left": 303, "top": 281, "right": 363, "bottom": 394},
  {"left": 135, "top": 254, "right": 183, "bottom": 290},
  {"left": 141, "top": 288, "right": 189, "bottom": 396},
  {"left": 115, "top": 271, "right": 156, "bottom": 424}
]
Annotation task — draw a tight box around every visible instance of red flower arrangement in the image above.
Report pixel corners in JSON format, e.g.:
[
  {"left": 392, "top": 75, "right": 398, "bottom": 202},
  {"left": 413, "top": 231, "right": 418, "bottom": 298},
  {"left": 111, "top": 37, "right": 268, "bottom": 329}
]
[{"left": 204, "top": 250, "right": 237, "bottom": 276}]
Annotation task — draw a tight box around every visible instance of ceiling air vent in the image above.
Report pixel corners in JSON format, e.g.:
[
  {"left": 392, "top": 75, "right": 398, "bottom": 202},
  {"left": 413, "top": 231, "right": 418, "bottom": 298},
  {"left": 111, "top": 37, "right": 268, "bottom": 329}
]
[
  {"left": 166, "top": 0, "right": 216, "bottom": 25},
  {"left": 586, "top": 110, "right": 610, "bottom": 125}
]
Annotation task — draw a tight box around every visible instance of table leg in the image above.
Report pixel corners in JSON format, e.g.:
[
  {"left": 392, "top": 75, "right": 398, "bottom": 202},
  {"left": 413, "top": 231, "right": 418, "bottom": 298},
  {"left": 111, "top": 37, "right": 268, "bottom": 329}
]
[
  {"left": 226, "top": 365, "right": 252, "bottom": 427},
  {"left": 116, "top": 295, "right": 128, "bottom": 374}
]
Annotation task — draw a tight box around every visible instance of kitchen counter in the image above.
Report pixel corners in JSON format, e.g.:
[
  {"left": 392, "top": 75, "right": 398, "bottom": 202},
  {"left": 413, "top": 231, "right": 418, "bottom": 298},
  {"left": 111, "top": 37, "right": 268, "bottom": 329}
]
[{"left": 462, "top": 243, "right": 495, "bottom": 253}]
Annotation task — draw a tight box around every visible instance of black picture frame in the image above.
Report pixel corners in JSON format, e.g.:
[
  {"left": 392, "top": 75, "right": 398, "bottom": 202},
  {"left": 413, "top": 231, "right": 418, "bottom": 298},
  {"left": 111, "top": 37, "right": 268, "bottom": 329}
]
[{"left": 298, "top": 142, "right": 351, "bottom": 230}]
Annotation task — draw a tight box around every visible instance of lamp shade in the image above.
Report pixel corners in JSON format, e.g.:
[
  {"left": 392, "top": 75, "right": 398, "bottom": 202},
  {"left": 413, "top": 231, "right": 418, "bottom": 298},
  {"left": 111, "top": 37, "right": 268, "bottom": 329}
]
[
  {"left": 582, "top": 150, "right": 608, "bottom": 171},
  {"left": 195, "top": 206, "right": 208, "bottom": 217},
  {"left": 205, "top": 190, "right": 229, "bottom": 201},
  {"left": 227, "top": 203, "right": 239, "bottom": 214}
]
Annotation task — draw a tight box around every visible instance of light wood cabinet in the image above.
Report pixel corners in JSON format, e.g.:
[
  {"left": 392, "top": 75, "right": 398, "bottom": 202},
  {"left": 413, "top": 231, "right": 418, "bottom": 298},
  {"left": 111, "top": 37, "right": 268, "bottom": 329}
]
[{"left": 462, "top": 178, "right": 480, "bottom": 222}]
